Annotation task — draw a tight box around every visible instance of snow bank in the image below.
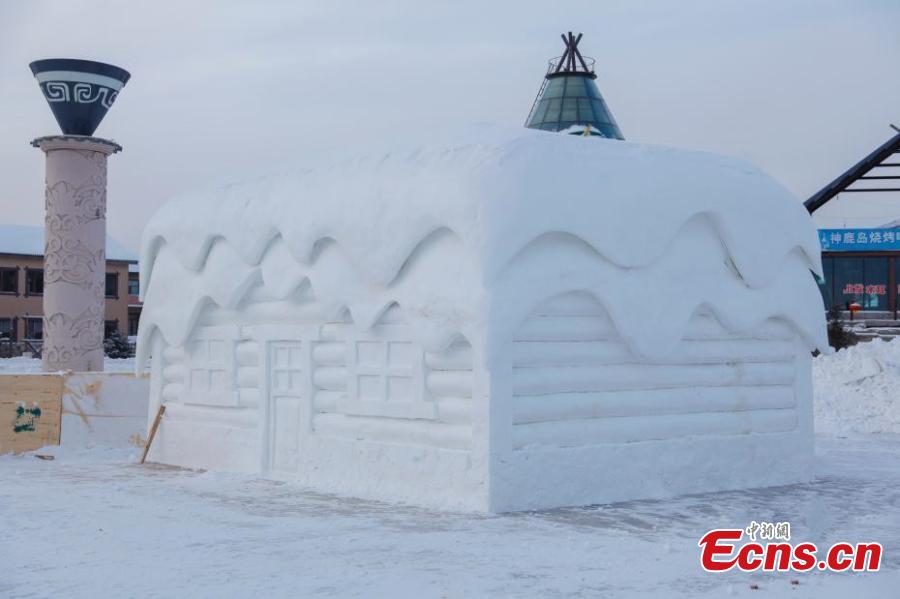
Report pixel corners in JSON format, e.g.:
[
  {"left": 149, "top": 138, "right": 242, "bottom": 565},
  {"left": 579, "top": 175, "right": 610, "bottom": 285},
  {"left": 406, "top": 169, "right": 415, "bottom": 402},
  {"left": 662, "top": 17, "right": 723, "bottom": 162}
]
[{"left": 813, "top": 338, "right": 900, "bottom": 435}]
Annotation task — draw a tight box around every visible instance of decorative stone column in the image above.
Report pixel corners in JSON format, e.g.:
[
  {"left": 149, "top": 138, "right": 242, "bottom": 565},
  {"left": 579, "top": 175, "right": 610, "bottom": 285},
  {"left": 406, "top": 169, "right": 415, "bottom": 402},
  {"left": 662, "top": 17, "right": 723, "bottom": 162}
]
[{"left": 31, "top": 135, "right": 121, "bottom": 372}]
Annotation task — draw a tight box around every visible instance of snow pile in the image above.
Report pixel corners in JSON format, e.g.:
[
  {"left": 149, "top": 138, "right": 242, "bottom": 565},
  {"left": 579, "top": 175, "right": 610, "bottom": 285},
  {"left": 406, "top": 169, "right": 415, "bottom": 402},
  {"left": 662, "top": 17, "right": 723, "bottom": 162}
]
[{"left": 813, "top": 338, "right": 900, "bottom": 435}]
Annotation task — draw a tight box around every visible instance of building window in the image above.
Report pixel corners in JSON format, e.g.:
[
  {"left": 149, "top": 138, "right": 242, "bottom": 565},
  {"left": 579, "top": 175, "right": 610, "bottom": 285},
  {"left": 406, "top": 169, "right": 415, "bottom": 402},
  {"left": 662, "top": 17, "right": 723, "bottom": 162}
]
[
  {"left": 830, "top": 256, "right": 890, "bottom": 311},
  {"left": 128, "top": 275, "right": 139, "bottom": 296},
  {"left": 105, "top": 272, "right": 119, "bottom": 298},
  {"left": 104, "top": 320, "right": 118, "bottom": 339},
  {"left": 25, "top": 317, "right": 43, "bottom": 340},
  {"left": 0, "top": 318, "right": 13, "bottom": 340},
  {"left": 25, "top": 269, "right": 43, "bottom": 295},
  {"left": 863, "top": 257, "right": 889, "bottom": 310},
  {"left": 833, "top": 257, "right": 864, "bottom": 309},
  {"left": 816, "top": 257, "right": 834, "bottom": 310},
  {"left": 895, "top": 259, "right": 900, "bottom": 311},
  {"left": 0, "top": 267, "right": 17, "bottom": 294},
  {"left": 128, "top": 312, "right": 140, "bottom": 336}
]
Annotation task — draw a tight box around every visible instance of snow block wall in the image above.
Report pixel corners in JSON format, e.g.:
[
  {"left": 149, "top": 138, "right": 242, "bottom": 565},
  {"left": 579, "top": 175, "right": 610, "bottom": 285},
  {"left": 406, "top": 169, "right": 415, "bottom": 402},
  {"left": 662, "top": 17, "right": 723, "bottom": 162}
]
[{"left": 138, "top": 126, "right": 826, "bottom": 512}]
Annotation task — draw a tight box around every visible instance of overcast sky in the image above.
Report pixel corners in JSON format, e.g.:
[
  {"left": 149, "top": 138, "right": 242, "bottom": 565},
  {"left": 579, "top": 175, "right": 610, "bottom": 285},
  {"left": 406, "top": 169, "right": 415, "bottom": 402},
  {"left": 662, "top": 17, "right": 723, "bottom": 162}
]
[{"left": 2, "top": 0, "right": 899, "bottom": 252}]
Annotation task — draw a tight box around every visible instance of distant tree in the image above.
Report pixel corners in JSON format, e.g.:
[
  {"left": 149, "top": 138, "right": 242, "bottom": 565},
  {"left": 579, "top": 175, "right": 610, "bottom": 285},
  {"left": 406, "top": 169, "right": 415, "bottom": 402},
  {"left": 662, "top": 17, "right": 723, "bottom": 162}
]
[
  {"left": 104, "top": 330, "right": 133, "bottom": 359},
  {"left": 826, "top": 305, "right": 856, "bottom": 350}
]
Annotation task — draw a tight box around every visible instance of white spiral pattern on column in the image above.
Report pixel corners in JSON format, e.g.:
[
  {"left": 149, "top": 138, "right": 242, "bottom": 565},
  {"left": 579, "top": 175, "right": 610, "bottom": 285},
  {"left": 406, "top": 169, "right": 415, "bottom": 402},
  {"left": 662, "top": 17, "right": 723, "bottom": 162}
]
[
  {"left": 43, "top": 82, "right": 119, "bottom": 108},
  {"left": 43, "top": 82, "right": 70, "bottom": 101}
]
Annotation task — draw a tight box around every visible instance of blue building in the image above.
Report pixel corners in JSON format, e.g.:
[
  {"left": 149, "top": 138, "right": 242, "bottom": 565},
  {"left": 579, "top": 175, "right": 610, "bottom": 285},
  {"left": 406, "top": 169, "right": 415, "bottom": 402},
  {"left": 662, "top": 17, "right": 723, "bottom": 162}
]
[
  {"left": 807, "top": 128, "right": 900, "bottom": 315},
  {"left": 817, "top": 228, "right": 900, "bottom": 313}
]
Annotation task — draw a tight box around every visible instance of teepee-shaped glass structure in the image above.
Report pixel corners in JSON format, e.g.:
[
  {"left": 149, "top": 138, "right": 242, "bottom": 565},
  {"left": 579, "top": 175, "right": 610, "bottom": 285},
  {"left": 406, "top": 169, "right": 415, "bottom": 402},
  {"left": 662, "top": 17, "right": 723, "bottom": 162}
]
[{"left": 525, "top": 33, "right": 624, "bottom": 140}]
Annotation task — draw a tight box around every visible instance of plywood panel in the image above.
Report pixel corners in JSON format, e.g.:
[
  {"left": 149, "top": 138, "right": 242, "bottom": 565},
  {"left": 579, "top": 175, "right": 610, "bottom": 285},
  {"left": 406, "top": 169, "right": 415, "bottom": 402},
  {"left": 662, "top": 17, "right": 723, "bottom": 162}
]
[
  {"left": 61, "top": 372, "right": 150, "bottom": 448},
  {"left": 0, "top": 374, "right": 63, "bottom": 454}
]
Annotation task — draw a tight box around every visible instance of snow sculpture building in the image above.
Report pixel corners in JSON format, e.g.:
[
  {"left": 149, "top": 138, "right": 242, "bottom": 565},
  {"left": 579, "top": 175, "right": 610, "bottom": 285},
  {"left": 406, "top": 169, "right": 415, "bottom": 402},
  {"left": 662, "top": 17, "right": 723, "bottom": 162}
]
[{"left": 138, "top": 126, "right": 826, "bottom": 512}]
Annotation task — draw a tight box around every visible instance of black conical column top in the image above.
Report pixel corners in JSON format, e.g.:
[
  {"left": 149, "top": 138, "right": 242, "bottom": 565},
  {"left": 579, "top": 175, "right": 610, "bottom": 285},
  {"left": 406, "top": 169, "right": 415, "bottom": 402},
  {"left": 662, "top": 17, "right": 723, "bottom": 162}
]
[{"left": 30, "top": 58, "right": 130, "bottom": 136}]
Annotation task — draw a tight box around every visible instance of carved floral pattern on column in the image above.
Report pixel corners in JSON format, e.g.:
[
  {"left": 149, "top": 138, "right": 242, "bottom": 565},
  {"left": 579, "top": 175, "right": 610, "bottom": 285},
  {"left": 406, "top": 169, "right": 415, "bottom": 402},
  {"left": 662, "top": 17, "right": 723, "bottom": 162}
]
[
  {"left": 44, "top": 237, "right": 104, "bottom": 287},
  {"left": 43, "top": 303, "right": 104, "bottom": 369},
  {"left": 41, "top": 144, "right": 110, "bottom": 371},
  {"left": 43, "top": 154, "right": 108, "bottom": 287},
  {"left": 45, "top": 179, "right": 107, "bottom": 224}
]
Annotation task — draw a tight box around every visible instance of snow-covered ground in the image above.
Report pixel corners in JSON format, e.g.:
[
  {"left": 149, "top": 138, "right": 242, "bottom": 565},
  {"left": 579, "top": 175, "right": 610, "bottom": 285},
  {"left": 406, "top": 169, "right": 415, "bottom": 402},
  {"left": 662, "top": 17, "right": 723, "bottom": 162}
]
[
  {"left": 2, "top": 343, "right": 899, "bottom": 597},
  {"left": 1, "top": 438, "right": 897, "bottom": 598},
  {"left": 0, "top": 355, "right": 136, "bottom": 374}
]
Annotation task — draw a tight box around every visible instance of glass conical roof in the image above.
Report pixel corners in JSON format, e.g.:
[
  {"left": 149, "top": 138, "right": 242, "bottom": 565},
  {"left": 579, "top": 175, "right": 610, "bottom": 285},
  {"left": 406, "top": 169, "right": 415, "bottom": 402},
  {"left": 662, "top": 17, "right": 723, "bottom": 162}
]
[{"left": 526, "top": 73, "right": 624, "bottom": 139}]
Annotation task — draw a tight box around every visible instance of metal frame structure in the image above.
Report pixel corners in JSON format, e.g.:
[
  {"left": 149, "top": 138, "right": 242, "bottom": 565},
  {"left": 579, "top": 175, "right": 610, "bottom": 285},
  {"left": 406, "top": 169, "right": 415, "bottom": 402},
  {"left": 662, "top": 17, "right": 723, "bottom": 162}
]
[
  {"left": 525, "top": 33, "right": 595, "bottom": 127},
  {"left": 552, "top": 32, "right": 594, "bottom": 77},
  {"left": 805, "top": 125, "right": 900, "bottom": 214}
]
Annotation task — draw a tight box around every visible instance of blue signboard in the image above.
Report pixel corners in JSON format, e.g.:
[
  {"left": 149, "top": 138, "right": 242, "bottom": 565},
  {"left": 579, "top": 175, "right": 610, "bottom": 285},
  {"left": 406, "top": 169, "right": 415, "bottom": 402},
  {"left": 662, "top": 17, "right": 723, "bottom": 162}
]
[{"left": 818, "top": 228, "right": 900, "bottom": 252}]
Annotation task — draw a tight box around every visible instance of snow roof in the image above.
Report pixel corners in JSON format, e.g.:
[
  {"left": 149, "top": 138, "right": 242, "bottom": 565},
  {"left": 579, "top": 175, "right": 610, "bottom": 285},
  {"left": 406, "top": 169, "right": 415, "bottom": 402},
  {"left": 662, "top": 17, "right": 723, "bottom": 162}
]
[
  {"left": 0, "top": 224, "right": 137, "bottom": 262},
  {"left": 138, "top": 125, "right": 826, "bottom": 363}
]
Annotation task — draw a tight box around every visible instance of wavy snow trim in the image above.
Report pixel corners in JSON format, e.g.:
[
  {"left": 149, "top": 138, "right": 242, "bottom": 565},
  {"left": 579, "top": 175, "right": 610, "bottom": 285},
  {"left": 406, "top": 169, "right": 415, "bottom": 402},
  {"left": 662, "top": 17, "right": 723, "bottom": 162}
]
[
  {"left": 137, "top": 215, "right": 826, "bottom": 367},
  {"left": 140, "top": 126, "right": 821, "bottom": 296},
  {"left": 486, "top": 218, "right": 827, "bottom": 359}
]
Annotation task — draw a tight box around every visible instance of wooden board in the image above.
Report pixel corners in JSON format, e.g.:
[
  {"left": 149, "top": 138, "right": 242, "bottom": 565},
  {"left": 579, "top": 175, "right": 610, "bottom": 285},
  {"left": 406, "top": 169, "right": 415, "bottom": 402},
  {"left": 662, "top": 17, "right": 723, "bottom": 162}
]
[{"left": 0, "top": 375, "right": 63, "bottom": 454}]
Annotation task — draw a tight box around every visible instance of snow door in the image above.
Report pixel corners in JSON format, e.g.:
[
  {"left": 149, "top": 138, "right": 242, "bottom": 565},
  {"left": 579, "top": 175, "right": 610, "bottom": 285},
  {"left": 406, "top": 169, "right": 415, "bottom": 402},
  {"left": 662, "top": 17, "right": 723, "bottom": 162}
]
[{"left": 266, "top": 341, "right": 305, "bottom": 473}]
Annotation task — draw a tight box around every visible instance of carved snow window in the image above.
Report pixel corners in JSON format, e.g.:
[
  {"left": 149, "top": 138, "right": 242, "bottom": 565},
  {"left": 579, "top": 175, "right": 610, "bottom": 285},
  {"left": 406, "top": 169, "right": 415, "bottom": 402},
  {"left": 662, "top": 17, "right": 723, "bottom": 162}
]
[
  {"left": 184, "top": 327, "right": 238, "bottom": 406},
  {"left": 340, "top": 325, "right": 434, "bottom": 420}
]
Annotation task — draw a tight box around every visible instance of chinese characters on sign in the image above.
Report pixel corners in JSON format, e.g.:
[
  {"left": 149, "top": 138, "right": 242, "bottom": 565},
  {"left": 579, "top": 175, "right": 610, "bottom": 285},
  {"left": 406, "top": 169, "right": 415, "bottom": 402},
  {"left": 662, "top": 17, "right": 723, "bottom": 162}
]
[
  {"left": 819, "top": 228, "right": 900, "bottom": 252},
  {"left": 841, "top": 284, "right": 886, "bottom": 295}
]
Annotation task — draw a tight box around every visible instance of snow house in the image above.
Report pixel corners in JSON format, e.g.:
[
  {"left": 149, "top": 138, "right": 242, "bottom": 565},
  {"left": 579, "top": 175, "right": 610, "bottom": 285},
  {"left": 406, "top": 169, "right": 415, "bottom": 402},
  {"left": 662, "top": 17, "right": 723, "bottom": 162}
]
[{"left": 137, "top": 126, "right": 827, "bottom": 512}]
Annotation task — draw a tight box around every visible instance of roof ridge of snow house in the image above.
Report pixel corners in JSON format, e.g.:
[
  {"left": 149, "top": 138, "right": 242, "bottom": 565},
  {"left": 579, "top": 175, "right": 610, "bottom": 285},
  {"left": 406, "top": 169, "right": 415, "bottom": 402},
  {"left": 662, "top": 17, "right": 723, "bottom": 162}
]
[{"left": 135, "top": 124, "right": 827, "bottom": 368}]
